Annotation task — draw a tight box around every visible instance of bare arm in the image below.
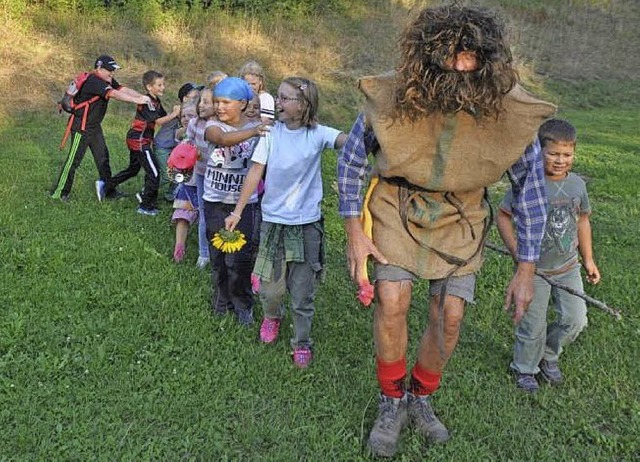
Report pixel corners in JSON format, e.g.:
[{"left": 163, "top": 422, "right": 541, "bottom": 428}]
[
  {"left": 109, "top": 88, "right": 150, "bottom": 105},
  {"left": 117, "top": 86, "right": 146, "bottom": 98},
  {"left": 205, "top": 124, "right": 270, "bottom": 146},
  {"left": 496, "top": 208, "right": 517, "bottom": 260},
  {"left": 154, "top": 105, "right": 181, "bottom": 126},
  {"left": 577, "top": 213, "right": 601, "bottom": 284},
  {"left": 224, "top": 162, "right": 266, "bottom": 231},
  {"left": 344, "top": 217, "right": 388, "bottom": 284},
  {"left": 334, "top": 132, "right": 348, "bottom": 150}
]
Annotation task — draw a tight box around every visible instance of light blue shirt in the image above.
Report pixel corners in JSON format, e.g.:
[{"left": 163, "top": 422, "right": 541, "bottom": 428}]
[{"left": 251, "top": 121, "right": 341, "bottom": 225}]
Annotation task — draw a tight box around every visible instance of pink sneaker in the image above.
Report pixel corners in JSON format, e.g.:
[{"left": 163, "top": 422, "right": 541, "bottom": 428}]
[
  {"left": 292, "top": 347, "right": 312, "bottom": 368},
  {"left": 173, "top": 243, "right": 185, "bottom": 263},
  {"left": 259, "top": 318, "right": 280, "bottom": 344}
]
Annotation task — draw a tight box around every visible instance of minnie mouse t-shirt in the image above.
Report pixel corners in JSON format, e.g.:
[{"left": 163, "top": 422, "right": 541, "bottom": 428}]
[{"left": 202, "top": 120, "right": 260, "bottom": 205}]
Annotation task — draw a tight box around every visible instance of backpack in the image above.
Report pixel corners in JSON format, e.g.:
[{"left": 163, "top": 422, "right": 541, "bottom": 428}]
[
  {"left": 58, "top": 71, "right": 101, "bottom": 149},
  {"left": 58, "top": 72, "right": 95, "bottom": 114}
]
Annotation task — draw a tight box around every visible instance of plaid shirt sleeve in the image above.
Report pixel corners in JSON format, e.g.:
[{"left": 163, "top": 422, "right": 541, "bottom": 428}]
[
  {"left": 506, "top": 138, "right": 547, "bottom": 262},
  {"left": 337, "top": 112, "right": 378, "bottom": 217}
]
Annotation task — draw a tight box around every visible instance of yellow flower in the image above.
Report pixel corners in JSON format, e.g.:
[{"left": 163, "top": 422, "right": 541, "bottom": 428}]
[{"left": 211, "top": 228, "right": 247, "bottom": 253}]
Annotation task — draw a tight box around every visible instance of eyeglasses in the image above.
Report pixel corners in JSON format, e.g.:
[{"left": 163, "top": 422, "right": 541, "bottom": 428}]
[{"left": 276, "top": 95, "right": 300, "bottom": 102}]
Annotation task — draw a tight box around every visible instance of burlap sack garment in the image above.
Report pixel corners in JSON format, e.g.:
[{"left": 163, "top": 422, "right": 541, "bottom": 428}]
[{"left": 360, "top": 73, "right": 556, "bottom": 279}]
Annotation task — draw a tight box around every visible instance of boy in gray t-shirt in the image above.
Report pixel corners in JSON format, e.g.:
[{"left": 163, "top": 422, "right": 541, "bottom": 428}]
[{"left": 497, "top": 119, "right": 601, "bottom": 393}]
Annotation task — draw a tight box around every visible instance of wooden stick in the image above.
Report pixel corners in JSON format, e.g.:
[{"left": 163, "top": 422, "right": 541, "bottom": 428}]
[{"left": 485, "top": 242, "right": 622, "bottom": 320}]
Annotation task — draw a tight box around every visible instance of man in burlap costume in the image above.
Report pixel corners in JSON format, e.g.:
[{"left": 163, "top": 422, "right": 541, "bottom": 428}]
[{"left": 337, "top": 5, "right": 555, "bottom": 457}]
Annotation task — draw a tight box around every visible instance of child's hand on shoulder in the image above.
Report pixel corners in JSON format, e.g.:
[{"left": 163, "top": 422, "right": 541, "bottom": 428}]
[{"left": 172, "top": 105, "right": 181, "bottom": 117}]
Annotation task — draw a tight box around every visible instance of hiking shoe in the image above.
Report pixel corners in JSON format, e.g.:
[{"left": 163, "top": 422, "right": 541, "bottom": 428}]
[
  {"left": 259, "top": 318, "right": 281, "bottom": 344},
  {"left": 173, "top": 243, "right": 185, "bottom": 263},
  {"left": 539, "top": 359, "right": 563, "bottom": 385},
  {"left": 235, "top": 308, "right": 254, "bottom": 327},
  {"left": 407, "top": 392, "right": 449, "bottom": 444},
  {"left": 137, "top": 207, "right": 159, "bottom": 216},
  {"left": 368, "top": 393, "right": 408, "bottom": 458},
  {"left": 196, "top": 256, "right": 209, "bottom": 269},
  {"left": 514, "top": 372, "right": 539, "bottom": 393},
  {"left": 292, "top": 347, "right": 312, "bottom": 368},
  {"left": 95, "top": 180, "right": 105, "bottom": 202}
]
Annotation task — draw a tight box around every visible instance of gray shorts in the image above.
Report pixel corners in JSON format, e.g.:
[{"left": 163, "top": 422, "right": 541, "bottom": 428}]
[{"left": 374, "top": 264, "right": 476, "bottom": 303}]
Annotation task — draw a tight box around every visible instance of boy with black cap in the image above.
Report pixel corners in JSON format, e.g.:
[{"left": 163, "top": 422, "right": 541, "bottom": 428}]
[{"left": 51, "top": 55, "right": 151, "bottom": 202}]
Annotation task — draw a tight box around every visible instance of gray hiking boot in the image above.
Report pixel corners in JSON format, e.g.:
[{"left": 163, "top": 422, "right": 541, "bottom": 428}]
[
  {"left": 539, "top": 359, "right": 563, "bottom": 385},
  {"left": 407, "top": 392, "right": 450, "bottom": 444},
  {"left": 368, "top": 393, "right": 408, "bottom": 458}
]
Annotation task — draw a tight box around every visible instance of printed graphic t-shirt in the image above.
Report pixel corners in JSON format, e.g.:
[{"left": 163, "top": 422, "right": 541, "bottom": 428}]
[
  {"left": 202, "top": 120, "right": 260, "bottom": 204},
  {"left": 501, "top": 172, "right": 591, "bottom": 271}
]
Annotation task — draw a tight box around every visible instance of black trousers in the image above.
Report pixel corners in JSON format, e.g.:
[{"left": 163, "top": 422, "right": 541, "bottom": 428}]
[
  {"left": 204, "top": 201, "right": 259, "bottom": 314},
  {"left": 108, "top": 147, "right": 160, "bottom": 209},
  {"left": 51, "top": 128, "right": 112, "bottom": 199}
]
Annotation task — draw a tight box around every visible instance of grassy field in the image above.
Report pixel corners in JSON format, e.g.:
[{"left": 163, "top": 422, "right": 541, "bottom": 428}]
[{"left": 1, "top": 1, "right": 639, "bottom": 460}]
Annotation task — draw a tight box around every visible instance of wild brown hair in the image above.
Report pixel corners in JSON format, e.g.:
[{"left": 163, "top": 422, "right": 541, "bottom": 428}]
[{"left": 393, "top": 5, "right": 518, "bottom": 121}]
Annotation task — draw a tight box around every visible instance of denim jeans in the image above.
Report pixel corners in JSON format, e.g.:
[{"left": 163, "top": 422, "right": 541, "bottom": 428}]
[
  {"left": 258, "top": 221, "right": 324, "bottom": 349},
  {"left": 511, "top": 264, "right": 588, "bottom": 374},
  {"left": 196, "top": 173, "right": 209, "bottom": 260}
]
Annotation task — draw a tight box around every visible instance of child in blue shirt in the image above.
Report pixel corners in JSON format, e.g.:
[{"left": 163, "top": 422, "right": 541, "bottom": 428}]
[{"left": 225, "top": 77, "right": 347, "bottom": 367}]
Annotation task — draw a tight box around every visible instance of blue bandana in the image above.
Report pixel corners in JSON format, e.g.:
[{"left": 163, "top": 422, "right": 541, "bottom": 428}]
[{"left": 214, "top": 77, "right": 254, "bottom": 101}]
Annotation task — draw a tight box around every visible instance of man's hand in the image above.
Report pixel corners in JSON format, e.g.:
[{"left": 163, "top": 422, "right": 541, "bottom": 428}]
[
  {"left": 344, "top": 217, "right": 388, "bottom": 284},
  {"left": 504, "top": 261, "right": 535, "bottom": 324}
]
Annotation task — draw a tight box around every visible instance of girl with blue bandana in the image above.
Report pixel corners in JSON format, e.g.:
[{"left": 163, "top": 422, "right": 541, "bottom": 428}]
[
  {"left": 202, "top": 77, "right": 271, "bottom": 326},
  {"left": 224, "top": 77, "right": 347, "bottom": 367}
]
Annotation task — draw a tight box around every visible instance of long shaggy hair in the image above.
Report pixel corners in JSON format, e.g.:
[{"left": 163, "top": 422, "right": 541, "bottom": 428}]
[{"left": 393, "top": 5, "right": 518, "bottom": 121}]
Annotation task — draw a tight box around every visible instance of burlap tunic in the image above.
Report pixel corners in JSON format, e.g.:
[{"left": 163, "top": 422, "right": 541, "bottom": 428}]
[{"left": 360, "top": 73, "right": 556, "bottom": 279}]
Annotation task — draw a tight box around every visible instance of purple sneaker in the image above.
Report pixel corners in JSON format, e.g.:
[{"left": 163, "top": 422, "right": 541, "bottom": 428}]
[
  {"left": 539, "top": 359, "right": 563, "bottom": 385},
  {"left": 292, "top": 347, "right": 312, "bottom": 368},
  {"left": 259, "top": 318, "right": 280, "bottom": 344},
  {"left": 515, "top": 373, "right": 539, "bottom": 393}
]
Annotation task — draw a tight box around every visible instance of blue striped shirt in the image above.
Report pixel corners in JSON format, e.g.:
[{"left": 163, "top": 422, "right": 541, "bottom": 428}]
[{"left": 337, "top": 112, "right": 547, "bottom": 262}]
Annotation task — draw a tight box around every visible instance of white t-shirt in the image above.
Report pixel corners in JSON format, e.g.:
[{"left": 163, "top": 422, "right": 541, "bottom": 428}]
[
  {"left": 202, "top": 120, "right": 260, "bottom": 204},
  {"left": 251, "top": 121, "right": 340, "bottom": 224},
  {"left": 259, "top": 92, "right": 275, "bottom": 120}
]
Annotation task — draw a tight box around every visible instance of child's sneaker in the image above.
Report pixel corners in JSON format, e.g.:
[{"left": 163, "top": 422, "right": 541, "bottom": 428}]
[
  {"left": 137, "top": 207, "right": 159, "bottom": 216},
  {"left": 292, "top": 347, "right": 312, "bottom": 368},
  {"left": 235, "top": 308, "right": 254, "bottom": 327},
  {"left": 259, "top": 318, "right": 280, "bottom": 343},
  {"left": 514, "top": 372, "right": 539, "bottom": 393},
  {"left": 196, "top": 256, "right": 209, "bottom": 269},
  {"left": 538, "top": 359, "right": 563, "bottom": 385},
  {"left": 173, "top": 243, "right": 185, "bottom": 263},
  {"left": 95, "top": 180, "right": 105, "bottom": 202}
]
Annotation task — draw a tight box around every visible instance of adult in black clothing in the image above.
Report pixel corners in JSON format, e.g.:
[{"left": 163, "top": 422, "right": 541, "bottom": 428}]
[{"left": 51, "top": 55, "right": 151, "bottom": 201}]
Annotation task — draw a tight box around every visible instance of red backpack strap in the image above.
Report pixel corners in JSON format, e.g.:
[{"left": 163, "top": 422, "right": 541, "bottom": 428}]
[{"left": 58, "top": 95, "right": 101, "bottom": 149}]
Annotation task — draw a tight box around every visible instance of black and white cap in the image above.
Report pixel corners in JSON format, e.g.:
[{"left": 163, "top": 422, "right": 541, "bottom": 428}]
[{"left": 94, "top": 55, "right": 121, "bottom": 71}]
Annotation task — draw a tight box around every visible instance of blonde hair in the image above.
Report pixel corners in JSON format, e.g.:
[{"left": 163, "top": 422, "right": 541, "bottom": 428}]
[
  {"left": 238, "top": 60, "right": 266, "bottom": 92},
  {"left": 206, "top": 70, "right": 228, "bottom": 89}
]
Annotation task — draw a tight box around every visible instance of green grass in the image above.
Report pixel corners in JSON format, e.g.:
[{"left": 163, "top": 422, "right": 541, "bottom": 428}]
[
  {"left": 2, "top": 0, "right": 640, "bottom": 458},
  {"left": 1, "top": 98, "right": 639, "bottom": 460}
]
